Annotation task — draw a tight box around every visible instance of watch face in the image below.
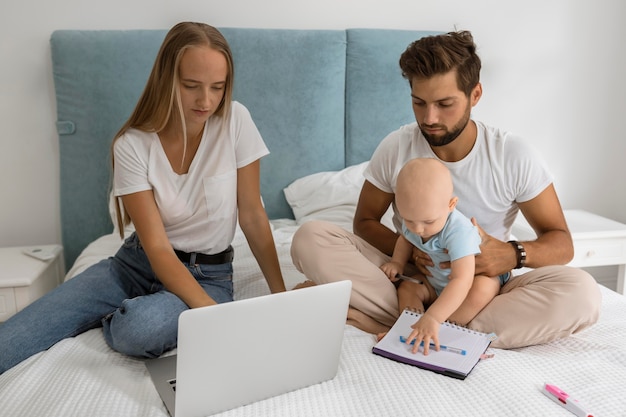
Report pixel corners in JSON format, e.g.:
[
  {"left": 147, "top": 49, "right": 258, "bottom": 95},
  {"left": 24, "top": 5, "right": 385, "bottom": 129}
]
[{"left": 508, "top": 240, "right": 525, "bottom": 269}]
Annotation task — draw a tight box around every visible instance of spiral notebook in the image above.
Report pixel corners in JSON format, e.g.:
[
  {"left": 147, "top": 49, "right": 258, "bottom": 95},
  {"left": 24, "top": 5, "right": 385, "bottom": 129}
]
[{"left": 372, "top": 309, "right": 495, "bottom": 380}]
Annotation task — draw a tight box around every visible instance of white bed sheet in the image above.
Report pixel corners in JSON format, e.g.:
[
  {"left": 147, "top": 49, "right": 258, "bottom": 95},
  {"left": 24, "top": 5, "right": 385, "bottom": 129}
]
[{"left": 1, "top": 220, "right": 625, "bottom": 417}]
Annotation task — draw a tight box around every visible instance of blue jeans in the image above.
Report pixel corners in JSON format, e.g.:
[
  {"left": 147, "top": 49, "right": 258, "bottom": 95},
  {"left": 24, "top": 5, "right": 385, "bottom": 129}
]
[{"left": 0, "top": 233, "right": 233, "bottom": 374}]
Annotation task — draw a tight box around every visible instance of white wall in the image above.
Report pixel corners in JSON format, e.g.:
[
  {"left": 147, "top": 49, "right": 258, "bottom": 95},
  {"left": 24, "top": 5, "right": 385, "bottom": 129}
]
[{"left": 1, "top": 0, "right": 625, "bottom": 248}]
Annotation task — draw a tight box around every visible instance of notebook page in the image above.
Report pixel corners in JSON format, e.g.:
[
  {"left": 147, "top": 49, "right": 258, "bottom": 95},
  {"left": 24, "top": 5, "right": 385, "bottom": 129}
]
[{"left": 373, "top": 309, "right": 491, "bottom": 375}]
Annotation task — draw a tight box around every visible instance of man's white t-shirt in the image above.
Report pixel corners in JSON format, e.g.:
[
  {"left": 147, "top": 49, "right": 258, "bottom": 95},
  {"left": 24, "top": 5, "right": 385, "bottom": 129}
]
[
  {"left": 113, "top": 101, "right": 268, "bottom": 255},
  {"left": 364, "top": 121, "right": 553, "bottom": 241}
]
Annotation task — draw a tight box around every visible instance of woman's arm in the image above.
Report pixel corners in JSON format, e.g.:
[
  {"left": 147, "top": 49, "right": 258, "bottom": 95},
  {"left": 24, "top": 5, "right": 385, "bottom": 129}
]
[
  {"left": 237, "top": 160, "right": 286, "bottom": 293},
  {"left": 121, "top": 190, "right": 218, "bottom": 308}
]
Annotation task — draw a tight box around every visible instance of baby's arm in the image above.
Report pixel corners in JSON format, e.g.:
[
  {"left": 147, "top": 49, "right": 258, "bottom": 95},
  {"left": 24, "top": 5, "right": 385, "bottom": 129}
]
[
  {"left": 406, "top": 255, "right": 475, "bottom": 354},
  {"left": 425, "top": 255, "right": 475, "bottom": 323},
  {"left": 380, "top": 235, "right": 413, "bottom": 280}
]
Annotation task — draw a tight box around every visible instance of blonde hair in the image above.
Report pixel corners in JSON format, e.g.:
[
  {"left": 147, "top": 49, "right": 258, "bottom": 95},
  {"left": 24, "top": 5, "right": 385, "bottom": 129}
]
[
  {"left": 397, "top": 158, "right": 454, "bottom": 210},
  {"left": 110, "top": 22, "right": 235, "bottom": 237}
]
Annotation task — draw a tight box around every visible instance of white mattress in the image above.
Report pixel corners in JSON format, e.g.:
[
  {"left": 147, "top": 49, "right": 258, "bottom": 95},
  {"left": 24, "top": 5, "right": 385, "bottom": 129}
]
[{"left": 1, "top": 220, "right": 625, "bottom": 417}]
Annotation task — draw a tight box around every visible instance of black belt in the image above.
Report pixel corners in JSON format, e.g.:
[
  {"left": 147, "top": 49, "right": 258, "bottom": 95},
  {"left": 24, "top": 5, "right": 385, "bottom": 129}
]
[{"left": 174, "top": 245, "right": 234, "bottom": 265}]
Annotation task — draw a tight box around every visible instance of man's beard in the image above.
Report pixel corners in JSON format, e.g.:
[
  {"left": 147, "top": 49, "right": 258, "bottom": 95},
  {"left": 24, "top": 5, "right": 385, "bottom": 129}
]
[{"left": 419, "top": 108, "right": 471, "bottom": 147}]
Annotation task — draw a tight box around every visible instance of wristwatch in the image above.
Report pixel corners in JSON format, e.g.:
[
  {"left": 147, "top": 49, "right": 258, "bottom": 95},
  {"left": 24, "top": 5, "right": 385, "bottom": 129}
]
[{"left": 508, "top": 240, "right": 526, "bottom": 269}]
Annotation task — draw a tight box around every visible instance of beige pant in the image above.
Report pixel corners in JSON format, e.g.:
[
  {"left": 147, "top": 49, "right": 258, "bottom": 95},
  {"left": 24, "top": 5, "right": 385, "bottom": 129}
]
[{"left": 290, "top": 220, "right": 602, "bottom": 349}]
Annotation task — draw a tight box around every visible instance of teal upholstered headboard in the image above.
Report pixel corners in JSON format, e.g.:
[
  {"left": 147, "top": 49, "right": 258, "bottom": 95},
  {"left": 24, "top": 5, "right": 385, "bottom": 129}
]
[{"left": 50, "top": 27, "right": 437, "bottom": 269}]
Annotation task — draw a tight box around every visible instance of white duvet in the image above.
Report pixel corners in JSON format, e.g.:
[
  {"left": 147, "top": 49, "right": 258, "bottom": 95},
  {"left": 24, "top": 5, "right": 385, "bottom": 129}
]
[{"left": 1, "top": 219, "right": 625, "bottom": 417}]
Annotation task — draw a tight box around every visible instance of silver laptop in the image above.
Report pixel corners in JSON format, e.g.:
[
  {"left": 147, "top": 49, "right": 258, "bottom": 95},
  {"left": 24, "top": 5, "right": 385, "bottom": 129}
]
[{"left": 145, "top": 280, "right": 352, "bottom": 417}]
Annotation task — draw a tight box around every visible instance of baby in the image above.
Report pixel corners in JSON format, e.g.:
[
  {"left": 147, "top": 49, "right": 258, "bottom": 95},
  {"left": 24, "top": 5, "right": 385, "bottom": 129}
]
[{"left": 380, "top": 158, "right": 509, "bottom": 354}]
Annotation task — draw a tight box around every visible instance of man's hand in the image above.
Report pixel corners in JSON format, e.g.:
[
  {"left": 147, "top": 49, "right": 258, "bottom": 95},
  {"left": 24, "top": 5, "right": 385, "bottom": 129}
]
[
  {"left": 471, "top": 218, "right": 515, "bottom": 276},
  {"left": 411, "top": 246, "right": 434, "bottom": 276},
  {"left": 413, "top": 218, "right": 515, "bottom": 277}
]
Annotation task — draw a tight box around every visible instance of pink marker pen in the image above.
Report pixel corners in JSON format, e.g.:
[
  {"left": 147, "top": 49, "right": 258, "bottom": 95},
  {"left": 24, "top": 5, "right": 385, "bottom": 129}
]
[{"left": 542, "top": 383, "right": 594, "bottom": 417}]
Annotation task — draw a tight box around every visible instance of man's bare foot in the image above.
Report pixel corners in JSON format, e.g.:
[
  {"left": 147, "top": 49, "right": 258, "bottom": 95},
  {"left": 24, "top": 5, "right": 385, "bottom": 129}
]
[
  {"left": 292, "top": 283, "right": 391, "bottom": 337},
  {"left": 292, "top": 280, "right": 317, "bottom": 290},
  {"left": 346, "top": 307, "right": 390, "bottom": 335}
]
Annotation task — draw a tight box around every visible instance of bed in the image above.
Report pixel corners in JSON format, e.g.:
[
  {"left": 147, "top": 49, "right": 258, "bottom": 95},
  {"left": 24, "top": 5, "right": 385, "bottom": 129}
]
[{"left": 1, "top": 27, "right": 625, "bottom": 417}]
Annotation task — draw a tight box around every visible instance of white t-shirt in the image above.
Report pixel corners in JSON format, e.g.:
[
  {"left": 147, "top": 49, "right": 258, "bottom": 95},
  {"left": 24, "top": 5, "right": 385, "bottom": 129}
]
[
  {"left": 364, "top": 121, "right": 553, "bottom": 241},
  {"left": 113, "top": 101, "right": 269, "bottom": 254}
]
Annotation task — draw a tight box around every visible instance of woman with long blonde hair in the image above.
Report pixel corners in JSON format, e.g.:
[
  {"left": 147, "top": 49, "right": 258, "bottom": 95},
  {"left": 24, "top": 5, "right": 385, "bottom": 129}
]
[{"left": 0, "top": 22, "right": 285, "bottom": 374}]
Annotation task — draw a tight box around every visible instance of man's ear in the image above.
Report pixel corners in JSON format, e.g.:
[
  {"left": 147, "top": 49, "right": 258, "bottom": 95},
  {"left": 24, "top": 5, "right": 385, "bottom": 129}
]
[
  {"left": 449, "top": 196, "right": 459, "bottom": 211},
  {"left": 470, "top": 83, "right": 482, "bottom": 106}
]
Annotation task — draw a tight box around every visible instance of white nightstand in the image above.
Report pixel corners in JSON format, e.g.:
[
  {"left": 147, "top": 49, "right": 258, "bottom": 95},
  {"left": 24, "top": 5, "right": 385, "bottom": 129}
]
[
  {"left": 513, "top": 209, "right": 626, "bottom": 295},
  {"left": 0, "top": 245, "right": 65, "bottom": 322}
]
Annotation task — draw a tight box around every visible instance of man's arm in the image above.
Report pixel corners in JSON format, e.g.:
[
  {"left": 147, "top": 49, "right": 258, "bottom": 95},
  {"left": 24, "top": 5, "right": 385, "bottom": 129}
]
[
  {"left": 353, "top": 180, "right": 397, "bottom": 256},
  {"left": 516, "top": 183, "right": 574, "bottom": 266},
  {"left": 472, "top": 183, "right": 573, "bottom": 277}
]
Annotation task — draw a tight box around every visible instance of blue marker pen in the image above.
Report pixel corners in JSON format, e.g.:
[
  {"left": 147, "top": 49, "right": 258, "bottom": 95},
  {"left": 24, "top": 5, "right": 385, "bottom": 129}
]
[{"left": 399, "top": 336, "right": 467, "bottom": 355}]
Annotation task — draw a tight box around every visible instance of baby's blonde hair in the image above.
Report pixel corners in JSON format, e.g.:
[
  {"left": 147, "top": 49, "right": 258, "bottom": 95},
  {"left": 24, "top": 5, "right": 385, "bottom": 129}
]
[{"left": 397, "top": 158, "right": 454, "bottom": 204}]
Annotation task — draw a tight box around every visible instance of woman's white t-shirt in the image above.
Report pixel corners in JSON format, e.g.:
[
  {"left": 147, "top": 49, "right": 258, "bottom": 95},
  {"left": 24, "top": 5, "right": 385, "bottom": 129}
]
[
  {"left": 364, "top": 121, "right": 553, "bottom": 241},
  {"left": 113, "top": 101, "right": 268, "bottom": 254}
]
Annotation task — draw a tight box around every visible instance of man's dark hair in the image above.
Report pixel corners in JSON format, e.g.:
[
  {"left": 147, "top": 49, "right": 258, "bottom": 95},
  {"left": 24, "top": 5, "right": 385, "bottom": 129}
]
[{"left": 399, "top": 30, "right": 481, "bottom": 96}]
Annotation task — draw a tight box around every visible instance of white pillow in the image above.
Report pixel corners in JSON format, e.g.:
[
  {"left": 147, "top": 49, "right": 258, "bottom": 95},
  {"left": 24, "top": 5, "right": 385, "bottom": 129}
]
[{"left": 283, "top": 162, "right": 394, "bottom": 231}]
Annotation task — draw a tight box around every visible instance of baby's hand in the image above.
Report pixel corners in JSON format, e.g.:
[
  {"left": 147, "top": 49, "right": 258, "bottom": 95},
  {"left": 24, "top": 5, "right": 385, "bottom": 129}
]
[
  {"left": 405, "top": 313, "right": 440, "bottom": 355},
  {"left": 380, "top": 262, "right": 402, "bottom": 281}
]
